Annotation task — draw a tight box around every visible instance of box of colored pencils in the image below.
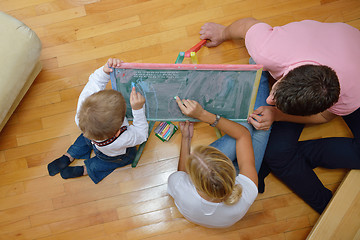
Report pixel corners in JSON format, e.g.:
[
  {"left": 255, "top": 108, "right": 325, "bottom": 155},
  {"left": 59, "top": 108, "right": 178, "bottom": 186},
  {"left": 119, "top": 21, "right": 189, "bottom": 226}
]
[{"left": 154, "top": 121, "right": 178, "bottom": 142}]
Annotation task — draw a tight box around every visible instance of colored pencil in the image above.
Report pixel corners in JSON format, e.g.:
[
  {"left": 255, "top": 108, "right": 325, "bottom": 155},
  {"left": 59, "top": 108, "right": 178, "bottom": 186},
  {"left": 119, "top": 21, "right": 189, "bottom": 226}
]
[
  {"left": 162, "top": 126, "right": 171, "bottom": 138},
  {"left": 155, "top": 121, "right": 166, "bottom": 134},
  {"left": 160, "top": 124, "right": 170, "bottom": 136},
  {"left": 165, "top": 125, "right": 174, "bottom": 139}
]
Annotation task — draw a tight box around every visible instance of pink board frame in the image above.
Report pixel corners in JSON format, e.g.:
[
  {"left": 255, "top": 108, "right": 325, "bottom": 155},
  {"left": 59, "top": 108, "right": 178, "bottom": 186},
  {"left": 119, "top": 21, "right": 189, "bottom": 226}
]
[{"left": 118, "top": 62, "right": 262, "bottom": 71}]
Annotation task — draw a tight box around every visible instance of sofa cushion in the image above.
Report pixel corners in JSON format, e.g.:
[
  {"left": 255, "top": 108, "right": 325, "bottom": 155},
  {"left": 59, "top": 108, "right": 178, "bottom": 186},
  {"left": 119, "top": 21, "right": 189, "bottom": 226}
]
[{"left": 0, "top": 11, "right": 42, "bottom": 131}]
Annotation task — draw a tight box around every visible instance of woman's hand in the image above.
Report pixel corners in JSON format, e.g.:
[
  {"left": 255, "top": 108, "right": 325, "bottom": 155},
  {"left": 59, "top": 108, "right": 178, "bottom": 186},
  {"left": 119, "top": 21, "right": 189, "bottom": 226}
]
[
  {"left": 179, "top": 121, "right": 194, "bottom": 140},
  {"left": 175, "top": 96, "right": 205, "bottom": 120},
  {"left": 103, "top": 58, "right": 123, "bottom": 75}
]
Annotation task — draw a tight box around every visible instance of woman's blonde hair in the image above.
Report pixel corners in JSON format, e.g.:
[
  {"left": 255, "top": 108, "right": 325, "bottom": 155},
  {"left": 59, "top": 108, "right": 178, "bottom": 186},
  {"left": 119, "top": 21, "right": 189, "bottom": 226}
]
[
  {"left": 78, "top": 89, "right": 126, "bottom": 140},
  {"left": 186, "top": 146, "right": 242, "bottom": 205}
]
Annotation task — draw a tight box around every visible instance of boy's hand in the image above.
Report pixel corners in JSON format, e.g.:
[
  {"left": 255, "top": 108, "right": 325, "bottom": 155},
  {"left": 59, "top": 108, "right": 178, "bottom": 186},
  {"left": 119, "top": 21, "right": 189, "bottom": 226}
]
[
  {"left": 130, "top": 87, "right": 145, "bottom": 110},
  {"left": 179, "top": 121, "right": 194, "bottom": 140},
  {"left": 103, "top": 58, "right": 123, "bottom": 75},
  {"left": 175, "top": 96, "right": 204, "bottom": 119}
]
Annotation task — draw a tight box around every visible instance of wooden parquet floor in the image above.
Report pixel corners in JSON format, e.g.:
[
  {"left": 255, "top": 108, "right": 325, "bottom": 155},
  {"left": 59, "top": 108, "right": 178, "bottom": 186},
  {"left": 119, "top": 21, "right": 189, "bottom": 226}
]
[{"left": 0, "top": 0, "right": 359, "bottom": 239}]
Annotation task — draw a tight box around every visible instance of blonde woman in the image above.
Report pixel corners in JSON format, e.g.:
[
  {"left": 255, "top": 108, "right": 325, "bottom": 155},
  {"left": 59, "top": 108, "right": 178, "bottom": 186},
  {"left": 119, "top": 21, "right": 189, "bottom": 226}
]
[
  {"left": 167, "top": 98, "right": 259, "bottom": 228},
  {"left": 167, "top": 67, "right": 271, "bottom": 228}
]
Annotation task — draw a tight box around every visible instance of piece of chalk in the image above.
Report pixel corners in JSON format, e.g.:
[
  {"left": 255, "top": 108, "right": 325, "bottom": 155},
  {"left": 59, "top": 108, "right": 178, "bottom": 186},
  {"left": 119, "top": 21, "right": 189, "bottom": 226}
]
[{"left": 131, "top": 82, "right": 135, "bottom": 88}]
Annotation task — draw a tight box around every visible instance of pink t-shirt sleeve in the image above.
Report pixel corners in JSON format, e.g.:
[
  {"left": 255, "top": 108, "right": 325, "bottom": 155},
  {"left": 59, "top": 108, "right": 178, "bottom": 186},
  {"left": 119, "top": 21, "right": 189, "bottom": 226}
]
[{"left": 245, "top": 23, "right": 287, "bottom": 79}]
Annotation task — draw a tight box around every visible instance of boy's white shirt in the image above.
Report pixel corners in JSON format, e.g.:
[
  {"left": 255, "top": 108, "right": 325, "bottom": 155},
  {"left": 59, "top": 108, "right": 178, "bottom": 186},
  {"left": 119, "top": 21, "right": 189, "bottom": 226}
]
[{"left": 75, "top": 66, "right": 149, "bottom": 156}]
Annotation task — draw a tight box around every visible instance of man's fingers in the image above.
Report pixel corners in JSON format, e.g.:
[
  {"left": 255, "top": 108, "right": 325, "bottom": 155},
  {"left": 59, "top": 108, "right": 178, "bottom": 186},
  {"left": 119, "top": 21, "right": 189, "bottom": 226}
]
[
  {"left": 252, "top": 107, "right": 264, "bottom": 115},
  {"left": 248, "top": 117, "right": 270, "bottom": 131},
  {"left": 206, "top": 41, "right": 218, "bottom": 48},
  {"left": 249, "top": 113, "right": 262, "bottom": 123},
  {"left": 248, "top": 117, "right": 262, "bottom": 130}
]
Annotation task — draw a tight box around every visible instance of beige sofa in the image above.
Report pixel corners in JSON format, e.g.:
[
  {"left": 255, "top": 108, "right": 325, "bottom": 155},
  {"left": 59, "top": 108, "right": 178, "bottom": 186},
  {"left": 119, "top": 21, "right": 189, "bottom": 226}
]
[{"left": 0, "top": 11, "right": 42, "bottom": 132}]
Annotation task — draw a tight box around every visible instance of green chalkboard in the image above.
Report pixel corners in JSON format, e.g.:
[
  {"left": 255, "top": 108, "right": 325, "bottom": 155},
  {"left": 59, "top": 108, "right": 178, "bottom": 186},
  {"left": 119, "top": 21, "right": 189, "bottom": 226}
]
[{"left": 110, "top": 63, "right": 262, "bottom": 122}]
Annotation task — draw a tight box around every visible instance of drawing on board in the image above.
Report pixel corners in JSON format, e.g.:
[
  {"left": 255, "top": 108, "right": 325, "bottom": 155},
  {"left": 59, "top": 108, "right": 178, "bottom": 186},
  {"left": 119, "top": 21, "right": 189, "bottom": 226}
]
[{"left": 110, "top": 63, "right": 263, "bottom": 122}]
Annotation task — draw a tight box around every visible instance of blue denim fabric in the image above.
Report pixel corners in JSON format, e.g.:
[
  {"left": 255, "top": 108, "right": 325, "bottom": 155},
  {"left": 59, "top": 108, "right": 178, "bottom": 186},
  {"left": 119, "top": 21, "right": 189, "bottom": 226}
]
[
  {"left": 67, "top": 134, "right": 136, "bottom": 184},
  {"left": 210, "top": 64, "right": 271, "bottom": 173}
]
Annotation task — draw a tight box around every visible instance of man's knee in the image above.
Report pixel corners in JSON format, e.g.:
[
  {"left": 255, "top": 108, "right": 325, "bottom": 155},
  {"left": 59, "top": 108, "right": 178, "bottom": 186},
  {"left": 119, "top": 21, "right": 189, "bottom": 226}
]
[{"left": 264, "top": 142, "right": 297, "bottom": 166}]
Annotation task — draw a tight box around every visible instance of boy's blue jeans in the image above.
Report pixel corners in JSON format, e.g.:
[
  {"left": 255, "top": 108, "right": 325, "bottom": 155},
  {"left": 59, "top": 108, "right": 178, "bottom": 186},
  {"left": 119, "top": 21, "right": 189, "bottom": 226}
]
[
  {"left": 210, "top": 69, "right": 271, "bottom": 174},
  {"left": 67, "top": 134, "right": 136, "bottom": 184}
]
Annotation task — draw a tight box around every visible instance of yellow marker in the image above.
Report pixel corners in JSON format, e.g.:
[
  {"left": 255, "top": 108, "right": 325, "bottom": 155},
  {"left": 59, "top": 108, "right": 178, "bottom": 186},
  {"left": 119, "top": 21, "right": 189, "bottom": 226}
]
[{"left": 190, "top": 52, "right": 198, "bottom": 64}]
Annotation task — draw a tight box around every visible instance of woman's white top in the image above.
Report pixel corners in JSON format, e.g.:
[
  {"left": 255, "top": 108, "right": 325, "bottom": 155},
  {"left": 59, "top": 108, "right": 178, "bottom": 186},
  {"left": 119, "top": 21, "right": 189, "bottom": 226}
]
[{"left": 167, "top": 171, "right": 258, "bottom": 228}]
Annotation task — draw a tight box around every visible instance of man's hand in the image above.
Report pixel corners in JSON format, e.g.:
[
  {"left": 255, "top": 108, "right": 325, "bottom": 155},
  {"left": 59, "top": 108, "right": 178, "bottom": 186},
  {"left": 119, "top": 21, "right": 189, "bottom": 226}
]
[
  {"left": 103, "top": 58, "right": 123, "bottom": 75},
  {"left": 175, "top": 96, "right": 205, "bottom": 119},
  {"left": 199, "top": 22, "right": 226, "bottom": 48},
  {"left": 179, "top": 121, "right": 194, "bottom": 140},
  {"left": 130, "top": 87, "right": 145, "bottom": 110},
  {"left": 248, "top": 106, "right": 276, "bottom": 130}
]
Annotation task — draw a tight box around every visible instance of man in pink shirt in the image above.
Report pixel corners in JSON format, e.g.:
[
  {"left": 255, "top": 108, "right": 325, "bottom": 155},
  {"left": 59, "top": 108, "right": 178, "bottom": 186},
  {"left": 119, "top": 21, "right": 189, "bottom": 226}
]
[{"left": 200, "top": 18, "right": 360, "bottom": 213}]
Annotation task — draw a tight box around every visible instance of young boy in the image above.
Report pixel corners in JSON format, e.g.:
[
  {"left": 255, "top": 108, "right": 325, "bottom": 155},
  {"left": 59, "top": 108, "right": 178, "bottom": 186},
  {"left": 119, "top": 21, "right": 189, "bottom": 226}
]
[{"left": 47, "top": 58, "right": 148, "bottom": 184}]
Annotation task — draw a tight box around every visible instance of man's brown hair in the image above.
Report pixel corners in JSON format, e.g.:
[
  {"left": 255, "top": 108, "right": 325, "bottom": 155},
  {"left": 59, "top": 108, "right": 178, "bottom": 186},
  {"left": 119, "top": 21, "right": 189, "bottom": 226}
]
[{"left": 274, "top": 65, "right": 340, "bottom": 116}]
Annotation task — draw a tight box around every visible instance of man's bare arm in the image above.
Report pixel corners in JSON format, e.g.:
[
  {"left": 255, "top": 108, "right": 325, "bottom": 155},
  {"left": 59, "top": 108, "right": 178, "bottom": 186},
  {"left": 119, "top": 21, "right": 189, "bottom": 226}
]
[
  {"left": 223, "top": 18, "right": 263, "bottom": 41},
  {"left": 200, "top": 18, "right": 262, "bottom": 47}
]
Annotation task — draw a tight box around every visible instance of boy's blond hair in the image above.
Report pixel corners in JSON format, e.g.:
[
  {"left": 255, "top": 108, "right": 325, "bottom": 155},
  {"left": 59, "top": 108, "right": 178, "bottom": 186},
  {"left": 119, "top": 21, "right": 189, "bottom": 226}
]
[
  {"left": 78, "top": 89, "right": 126, "bottom": 141},
  {"left": 186, "top": 146, "right": 242, "bottom": 205}
]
